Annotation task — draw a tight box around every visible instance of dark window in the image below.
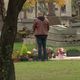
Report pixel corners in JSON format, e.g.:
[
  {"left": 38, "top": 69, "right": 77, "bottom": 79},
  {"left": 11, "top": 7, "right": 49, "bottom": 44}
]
[{"left": 61, "top": 5, "right": 66, "bottom": 13}]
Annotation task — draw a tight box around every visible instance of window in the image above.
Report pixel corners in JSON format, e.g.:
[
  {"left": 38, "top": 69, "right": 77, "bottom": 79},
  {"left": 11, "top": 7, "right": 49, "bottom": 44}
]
[{"left": 61, "top": 5, "right": 66, "bottom": 13}]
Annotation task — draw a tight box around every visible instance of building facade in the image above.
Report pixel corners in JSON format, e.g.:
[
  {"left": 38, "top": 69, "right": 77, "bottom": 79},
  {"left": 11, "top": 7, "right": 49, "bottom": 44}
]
[{"left": 55, "top": 0, "right": 72, "bottom": 27}]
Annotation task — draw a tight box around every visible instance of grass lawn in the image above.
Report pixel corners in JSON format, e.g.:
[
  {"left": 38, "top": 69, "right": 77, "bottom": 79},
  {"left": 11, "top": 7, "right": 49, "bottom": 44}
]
[
  {"left": 13, "top": 42, "right": 80, "bottom": 52},
  {"left": 15, "top": 60, "right": 80, "bottom": 80}
]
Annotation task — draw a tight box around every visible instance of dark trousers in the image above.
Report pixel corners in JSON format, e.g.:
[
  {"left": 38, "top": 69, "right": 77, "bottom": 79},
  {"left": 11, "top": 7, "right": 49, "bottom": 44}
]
[{"left": 36, "top": 35, "right": 48, "bottom": 61}]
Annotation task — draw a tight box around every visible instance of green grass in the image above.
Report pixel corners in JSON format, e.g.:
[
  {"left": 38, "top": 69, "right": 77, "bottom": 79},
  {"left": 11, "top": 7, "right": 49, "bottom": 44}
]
[
  {"left": 15, "top": 60, "right": 80, "bottom": 80},
  {"left": 13, "top": 42, "right": 36, "bottom": 52},
  {"left": 13, "top": 42, "right": 80, "bottom": 52},
  {"left": 13, "top": 42, "right": 22, "bottom": 51}
]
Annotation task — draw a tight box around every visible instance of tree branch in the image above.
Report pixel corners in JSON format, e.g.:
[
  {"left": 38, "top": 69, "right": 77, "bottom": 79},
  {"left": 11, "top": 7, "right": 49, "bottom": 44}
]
[{"left": 16, "top": 0, "right": 26, "bottom": 14}]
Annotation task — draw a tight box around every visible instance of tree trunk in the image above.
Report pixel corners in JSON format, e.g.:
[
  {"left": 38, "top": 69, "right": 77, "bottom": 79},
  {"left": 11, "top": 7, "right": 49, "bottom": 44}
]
[
  {"left": 48, "top": 2, "right": 55, "bottom": 16},
  {"left": 0, "top": 0, "right": 26, "bottom": 80},
  {"left": 0, "top": 0, "right": 18, "bottom": 80}
]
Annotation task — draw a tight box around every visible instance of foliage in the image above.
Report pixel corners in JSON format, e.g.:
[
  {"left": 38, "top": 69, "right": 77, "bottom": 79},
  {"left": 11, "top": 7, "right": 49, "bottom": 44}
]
[
  {"left": 22, "top": 0, "right": 65, "bottom": 11},
  {"left": 23, "top": 0, "right": 36, "bottom": 10},
  {"left": 23, "top": 1, "right": 32, "bottom": 10},
  {"left": 14, "top": 42, "right": 80, "bottom": 54},
  {"left": 13, "top": 42, "right": 22, "bottom": 51},
  {"left": 12, "top": 51, "right": 20, "bottom": 59},
  {"left": 13, "top": 42, "right": 36, "bottom": 56},
  {"left": 20, "top": 44, "right": 28, "bottom": 55},
  {"left": 55, "top": 0, "right": 65, "bottom": 7},
  {"left": 14, "top": 42, "right": 36, "bottom": 51},
  {"left": 45, "top": 0, "right": 55, "bottom": 3},
  {"left": 66, "top": 48, "right": 80, "bottom": 56},
  {"left": 13, "top": 42, "right": 36, "bottom": 61},
  {"left": 22, "top": 0, "right": 66, "bottom": 11}
]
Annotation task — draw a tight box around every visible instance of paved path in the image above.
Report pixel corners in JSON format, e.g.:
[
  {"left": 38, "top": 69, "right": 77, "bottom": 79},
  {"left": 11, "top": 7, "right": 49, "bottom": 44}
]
[
  {"left": 50, "top": 56, "right": 80, "bottom": 60},
  {"left": 64, "top": 56, "right": 80, "bottom": 60}
]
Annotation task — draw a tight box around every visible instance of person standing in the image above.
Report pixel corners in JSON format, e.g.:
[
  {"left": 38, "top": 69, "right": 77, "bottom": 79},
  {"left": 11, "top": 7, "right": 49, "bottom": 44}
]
[{"left": 33, "top": 12, "right": 49, "bottom": 61}]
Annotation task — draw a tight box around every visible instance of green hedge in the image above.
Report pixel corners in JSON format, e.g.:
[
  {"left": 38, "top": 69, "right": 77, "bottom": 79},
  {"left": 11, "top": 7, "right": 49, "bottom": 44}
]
[{"left": 66, "top": 49, "right": 80, "bottom": 56}]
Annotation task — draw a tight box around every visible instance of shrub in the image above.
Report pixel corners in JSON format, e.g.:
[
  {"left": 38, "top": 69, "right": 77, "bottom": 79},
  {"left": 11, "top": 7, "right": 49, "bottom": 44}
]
[
  {"left": 19, "top": 43, "right": 35, "bottom": 61},
  {"left": 66, "top": 49, "right": 80, "bottom": 56},
  {"left": 12, "top": 51, "right": 20, "bottom": 59},
  {"left": 20, "top": 44, "right": 28, "bottom": 55},
  {"left": 12, "top": 51, "right": 20, "bottom": 62}
]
